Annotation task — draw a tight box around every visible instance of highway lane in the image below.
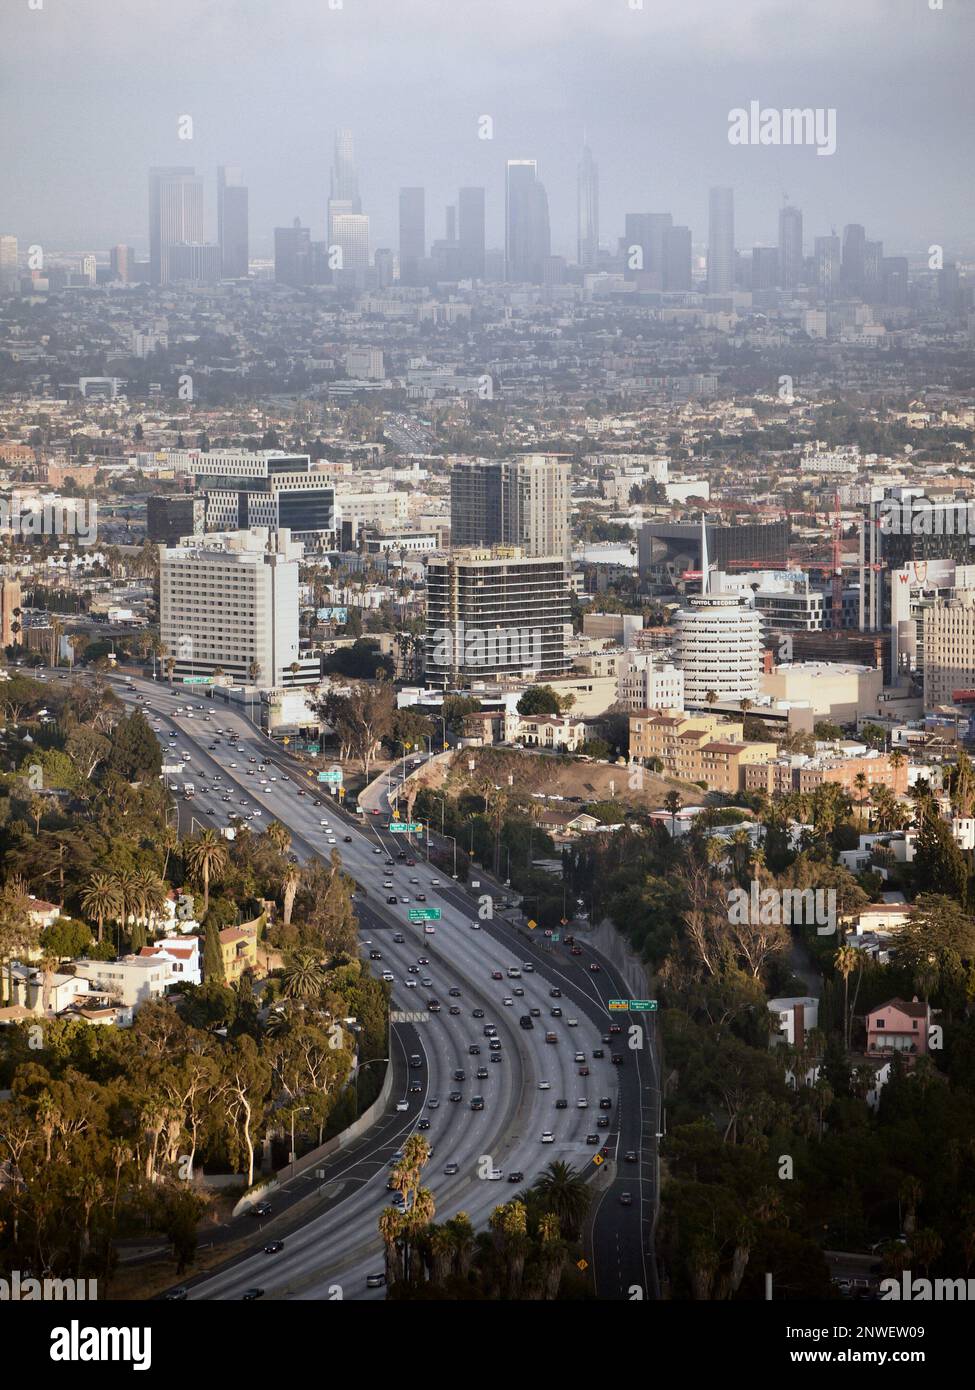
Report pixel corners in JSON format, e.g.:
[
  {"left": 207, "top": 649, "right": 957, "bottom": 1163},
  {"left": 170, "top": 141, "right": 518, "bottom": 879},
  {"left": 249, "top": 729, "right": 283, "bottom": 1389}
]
[{"left": 111, "top": 676, "right": 626, "bottom": 1298}]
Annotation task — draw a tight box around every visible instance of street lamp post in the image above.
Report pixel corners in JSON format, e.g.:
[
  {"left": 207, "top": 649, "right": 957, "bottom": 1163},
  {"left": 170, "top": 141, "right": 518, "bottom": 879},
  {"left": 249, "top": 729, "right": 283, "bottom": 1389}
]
[
  {"left": 289, "top": 1105, "right": 311, "bottom": 1180},
  {"left": 443, "top": 834, "right": 458, "bottom": 879}
]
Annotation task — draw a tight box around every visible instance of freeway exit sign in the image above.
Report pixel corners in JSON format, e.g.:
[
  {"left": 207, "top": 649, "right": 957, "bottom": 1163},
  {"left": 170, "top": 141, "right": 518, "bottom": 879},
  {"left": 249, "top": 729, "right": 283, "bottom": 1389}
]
[
  {"left": 608, "top": 999, "right": 629, "bottom": 1012},
  {"left": 389, "top": 822, "right": 423, "bottom": 833},
  {"left": 408, "top": 908, "right": 442, "bottom": 923},
  {"left": 317, "top": 768, "right": 343, "bottom": 783},
  {"left": 609, "top": 998, "right": 657, "bottom": 1012}
]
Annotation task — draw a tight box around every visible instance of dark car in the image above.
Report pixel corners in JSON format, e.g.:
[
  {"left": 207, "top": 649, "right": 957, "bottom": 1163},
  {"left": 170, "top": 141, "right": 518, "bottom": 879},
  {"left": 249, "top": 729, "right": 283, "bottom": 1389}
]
[
  {"left": 599, "top": 1097, "right": 612, "bottom": 1109},
  {"left": 448, "top": 988, "right": 461, "bottom": 998},
  {"left": 409, "top": 1082, "right": 422, "bottom": 1094},
  {"left": 619, "top": 1192, "right": 633, "bottom": 1206},
  {"left": 470, "top": 1096, "right": 484, "bottom": 1111},
  {"left": 416, "top": 894, "right": 427, "bottom": 902},
  {"left": 417, "top": 1118, "right": 431, "bottom": 1131},
  {"left": 489, "top": 1039, "right": 502, "bottom": 1051},
  {"left": 550, "top": 987, "right": 562, "bottom": 998},
  {"left": 555, "top": 1098, "right": 568, "bottom": 1109},
  {"left": 609, "top": 1024, "right": 623, "bottom": 1035},
  {"left": 473, "top": 1008, "right": 485, "bottom": 1018},
  {"left": 589, "top": 962, "right": 601, "bottom": 973},
  {"left": 551, "top": 1007, "right": 563, "bottom": 1018},
  {"left": 449, "top": 1091, "right": 463, "bottom": 1103},
  {"left": 453, "top": 1069, "right": 466, "bottom": 1082},
  {"left": 369, "top": 949, "right": 382, "bottom": 960},
  {"left": 409, "top": 1054, "right": 422, "bottom": 1068},
  {"left": 611, "top": 1054, "right": 624, "bottom": 1065},
  {"left": 242, "top": 1288, "right": 264, "bottom": 1300},
  {"left": 585, "top": 1134, "right": 600, "bottom": 1146},
  {"left": 448, "top": 1006, "right": 461, "bottom": 1016},
  {"left": 476, "top": 1067, "right": 489, "bottom": 1079},
  {"left": 596, "top": 1115, "right": 610, "bottom": 1129},
  {"left": 468, "top": 1044, "right": 480, "bottom": 1056},
  {"left": 251, "top": 1202, "right": 272, "bottom": 1218},
  {"left": 491, "top": 971, "right": 503, "bottom": 981},
  {"left": 570, "top": 946, "right": 583, "bottom": 956},
  {"left": 578, "top": 1066, "right": 590, "bottom": 1077},
  {"left": 387, "top": 895, "right": 398, "bottom": 905},
  {"left": 508, "top": 1172, "right": 524, "bottom": 1184},
  {"left": 624, "top": 1150, "right": 638, "bottom": 1163},
  {"left": 344, "top": 835, "right": 353, "bottom": 843},
  {"left": 263, "top": 1241, "right": 284, "bottom": 1254},
  {"left": 593, "top": 1048, "right": 604, "bottom": 1059},
  {"left": 393, "top": 933, "right": 405, "bottom": 943}
]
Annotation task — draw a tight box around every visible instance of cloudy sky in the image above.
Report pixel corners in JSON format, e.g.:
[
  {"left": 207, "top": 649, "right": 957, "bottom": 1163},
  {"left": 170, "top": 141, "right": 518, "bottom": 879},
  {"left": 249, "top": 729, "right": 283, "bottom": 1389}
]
[{"left": 1, "top": 0, "right": 972, "bottom": 260}]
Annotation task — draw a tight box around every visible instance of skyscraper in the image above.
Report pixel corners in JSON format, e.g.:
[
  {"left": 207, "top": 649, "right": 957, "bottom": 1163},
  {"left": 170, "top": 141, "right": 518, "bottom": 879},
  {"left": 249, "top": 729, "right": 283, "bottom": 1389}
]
[
  {"left": 328, "top": 128, "right": 361, "bottom": 248},
  {"left": 398, "top": 187, "right": 425, "bottom": 285},
  {"left": 217, "top": 166, "right": 249, "bottom": 279},
  {"left": 0, "top": 236, "right": 19, "bottom": 292},
  {"left": 624, "top": 212, "right": 672, "bottom": 281},
  {"left": 663, "top": 225, "right": 693, "bottom": 291},
  {"left": 752, "top": 246, "right": 779, "bottom": 292},
  {"left": 707, "top": 186, "right": 735, "bottom": 294},
  {"left": 450, "top": 455, "right": 570, "bottom": 561},
  {"left": 109, "top": 244, "right": 132, "bottom": 283},
  {"left": 505, "top": 160, "right": 550, "bottom": 283},
  {"left": 841, "top": 223, "right": 866, "bottom": 294},
  {"left": 778, "top": 204, "right": 803, "bottom": 290},
  {"left": 577, "top": 143, "right": 599, "bottom": 270},
  {"left": 331, "top": 212, "right": 370, "bottom": 276},
  {"left": 274, "top": 219, "right": 311, "bottom": 287},
  {"left": 458, "top": 187, "right": 485, "bottom": 278},
  {"left": 148, "top": 166, "right": 204, "bottom": 286},
  {"left": 815, "top": 234, "right": 841, "bottom": 299}
]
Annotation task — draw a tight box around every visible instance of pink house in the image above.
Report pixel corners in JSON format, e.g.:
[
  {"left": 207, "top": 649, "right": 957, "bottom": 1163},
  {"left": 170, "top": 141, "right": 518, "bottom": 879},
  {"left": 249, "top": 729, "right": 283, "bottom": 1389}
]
[{"left": 865, "top": 997, "right": 930, "bottom": 1059}]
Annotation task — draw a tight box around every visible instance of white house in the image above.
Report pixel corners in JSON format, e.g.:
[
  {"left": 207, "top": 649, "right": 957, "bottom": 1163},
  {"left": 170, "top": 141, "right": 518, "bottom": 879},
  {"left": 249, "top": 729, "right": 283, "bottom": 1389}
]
[
  {"left": 72, "top": 955, "right": 176, "bottom": 1009},
  {"left": 138, "top": 937, "right": 201, "bottom": 986}
]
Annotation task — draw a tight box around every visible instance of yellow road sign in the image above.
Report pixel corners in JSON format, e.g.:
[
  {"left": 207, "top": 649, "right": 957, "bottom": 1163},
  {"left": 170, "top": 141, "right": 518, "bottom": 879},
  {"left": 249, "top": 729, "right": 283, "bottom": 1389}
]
[
  {"left": 527, "top": 918, "right": 537, "bottom": 930},
  {"left": 592, "top": 1154, "right": 604, "bottom": 1166},
  {"left": 576, "top": 1258, "right": 589, "bottom": 1271}
]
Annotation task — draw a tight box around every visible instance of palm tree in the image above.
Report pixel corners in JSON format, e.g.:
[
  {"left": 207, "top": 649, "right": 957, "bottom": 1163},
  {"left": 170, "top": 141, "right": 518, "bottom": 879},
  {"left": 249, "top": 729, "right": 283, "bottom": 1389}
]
[
  {"left": 706, "top": 690, "right": 718, "bottom": 708},
  {"left": 266, "top": 822, "right": 292, "bottom": 856},
  {"left": 282, "top": 864, "right": 301, "bottom": 928},
  {"left": 182, "top": 829, "right": 228, "bottom": 916},
  {"left": 853, "top": 771, "right": 869, "bottom": 828},
  {"left": 834, "top": 944, "right": 859, "bottom": 1051},
  {"left": 133, "top": 868, "right": 166, "bottom": 935},
  {"left": 81, "top": 872, "right": 122, "bottom": 945},
  {"left": 532, "top": 1160, "right": 590, "bottom": 1240},
  {"left": 280, "top": 950, "right": 326, "bottom": 1000},
  {"left": 663, "top": 790, "right": 683, "bottom": 838}
]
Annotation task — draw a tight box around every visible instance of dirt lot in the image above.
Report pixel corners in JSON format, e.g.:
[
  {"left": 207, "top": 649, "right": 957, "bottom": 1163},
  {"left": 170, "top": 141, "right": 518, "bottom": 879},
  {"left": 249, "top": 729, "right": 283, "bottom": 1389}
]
[{"left": 417, "top": 746, "right": 698, "bottom": 813}]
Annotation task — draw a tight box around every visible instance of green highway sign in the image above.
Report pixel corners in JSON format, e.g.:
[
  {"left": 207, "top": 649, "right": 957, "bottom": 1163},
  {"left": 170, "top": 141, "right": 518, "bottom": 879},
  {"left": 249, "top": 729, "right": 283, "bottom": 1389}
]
[
  {"left": 408, "top": 908, "right": 442, "bottom": 923},
  {"left": 389, "top": 822, "right": 423, "bottom": 833},
  {"left": 631, "top": 1000, "right": 658, "bottom": 1012},
  {"left": 317, "top": 769, "right": 343, "bottom": 783},
  {"left": 183, "top": 676, "right": 213, "bottom": 685}
]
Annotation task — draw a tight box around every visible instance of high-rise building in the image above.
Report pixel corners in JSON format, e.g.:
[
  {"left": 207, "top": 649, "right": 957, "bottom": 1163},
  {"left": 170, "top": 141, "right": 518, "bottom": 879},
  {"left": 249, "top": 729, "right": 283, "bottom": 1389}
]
[
  {"left": 274, "top": 219, "right": 312, "bottom": 287},
  {"left": 331, "top": 212, "right": 370, "bottom": 275},
  {"left": 778, "top": 205, "right": 803, "bottom": 290},
  {"left": 752, "top": 246, "right": 779, "bottom": 292},
  {"left": 815, "top": 234, "right": 841, "bottom": 300},
  {"left": 424, "top": 547, "right": 572, "bottom": 688},
  {"left": 398, "top": 187, "right": 425, "bottom": 285},
  {"left": 450, "top": 455, "right": 570, "bottom": 560},
  {"left": 624, "top": 212, "right": 672, "bottom": 281},
  {"left": 168, "top": 243, "right": 221, "bottom": 285},
  {"left": 159, "top": 528, "right": 318, "bottom": 689},
  {"left": 148, "top": 166, "right": 204, "bottom": 286},
  {"left": 0, "top": 237, "right": 18, "bottom": 293},
  {"left": 505, "top": 160, "right": 550, "bottom": 283},
  {"left": 328, "top": 128, "right": 361, "bottom": 251},
  {"left": 217, "top": 166, "right": 249, "bottom": 279},
  {"left": 922, "top": 590, "right": 975, "bottom": 710},
  {"left": 147, "top": 495, "right": 205, "bottom": 545},
  {"left": 0, "top": 577, "right": 22, "bottom": 647},
  {"left": 662, "top": 225, "right": 692, "bottom": 291},
  {"left": 458, "top": 187, "right": 486, "bottom": 279},
  {"left": 109, "top": 245, "right": 132, "bottom": 283},
  {"left": 576, "top": 143, "right": 599, "bottom": 270},
  {"left": 80, "top": 254, "right": 97, "bottom": 287},
  {"left": 707, "top": 187, "right": 735, "bottom": 294},
  {"left": 841, "top": 223, "right": 866, "bottom": 294}
]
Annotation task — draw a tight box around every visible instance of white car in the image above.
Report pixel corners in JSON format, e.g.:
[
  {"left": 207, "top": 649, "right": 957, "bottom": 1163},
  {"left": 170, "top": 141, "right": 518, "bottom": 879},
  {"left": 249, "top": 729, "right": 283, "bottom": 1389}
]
[
  {"left": 538, "top": 1081, "right": 551, "bottom": 1090},
  {"left": 541, "top": 1132, "right": 555, "bottom": 1144},
  {"left": 487, "top": 1169, "right": 503, "bottom": 1181},
  {"left": 470, "top": 922, "right": 481, "bottom": 931},
  {"left": 320, "top": 819, "right": 329, "bottom": 827},
  {"left": 503, "top": 998, "right": 514, "bottom": 1007},
  {"left": 567, "top": 1018, "right": 579, "bottom": 1027},
  {"left": 381, "top": 971, "right": 394, "bottom": 982},
  {"left": 405, "top": 980, "right": 417, "bottom": 989},
  {"left": 395, "top": 1100, "right": 409, "bottom": 1113},
  {"left": 430, "top": 879, "right": 441, "bottom": 886},
  {"left": 577, "top": 1098, "right": 588, "bottom": 1108}
]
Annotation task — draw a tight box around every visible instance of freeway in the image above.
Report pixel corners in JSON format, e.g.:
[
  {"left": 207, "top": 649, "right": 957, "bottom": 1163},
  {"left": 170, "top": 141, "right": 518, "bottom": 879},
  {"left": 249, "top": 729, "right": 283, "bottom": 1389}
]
[{"left": 108, "top": 673, "right": 653, "bottom": 1299}]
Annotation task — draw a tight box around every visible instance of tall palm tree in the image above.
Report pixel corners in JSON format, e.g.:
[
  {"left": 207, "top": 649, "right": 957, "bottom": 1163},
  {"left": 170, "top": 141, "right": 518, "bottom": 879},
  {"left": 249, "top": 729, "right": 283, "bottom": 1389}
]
[
  {"left": 81, "top": 872, "right": 122, "bottom": 945},
  {"left": 183, "top": 829, "right": 228, "bottom": 916},
  {"left": 266, "top": 822, "right": 292, "bottom": 856},
  {"left": 133, "top": 868, "right": 167, "bottom": 936},
  {"left": 532, "top": 1160, "right": 590, "bottom": 1241},
  {"left": 833, "top": 943, "right": 860, "bottom": 1051},
  {"left": 282, "top": 864, "right": 301, "bottom": 928},
  {"left": 663, "top": 790, "right": 683, "bottom": 838},
  {"left": 853, "top": 771, "right": 869, "bottom": 829}
]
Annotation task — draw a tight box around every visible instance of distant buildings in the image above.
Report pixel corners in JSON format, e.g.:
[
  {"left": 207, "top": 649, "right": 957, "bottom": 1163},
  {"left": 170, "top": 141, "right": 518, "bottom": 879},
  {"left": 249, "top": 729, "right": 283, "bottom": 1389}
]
[
  {"left": 450, "top": 454, "right": 570, "bottom": 561},
  {"left": 458, "top": 186, "right": 486, "bottom": 279},
  {"left": 707, "top": 186, "right": 735, "bottom": 294},
  {"left": 217, "top": 166, "right": 249, "bottom": 279},
  {"left": 577, "top": 144, "right": 599, "bottom": 271},
  {"left": 148, "top": 166, "right": 204, "bottom": 287},
  {"left": 505, "top": 160, "right": 551, "bottom": 283},
  {"left": 399, "top": 187, "right": 425, "bottom": 285},
  {"left": 778, "top": 205, "right": 803, "bottom": 290}
]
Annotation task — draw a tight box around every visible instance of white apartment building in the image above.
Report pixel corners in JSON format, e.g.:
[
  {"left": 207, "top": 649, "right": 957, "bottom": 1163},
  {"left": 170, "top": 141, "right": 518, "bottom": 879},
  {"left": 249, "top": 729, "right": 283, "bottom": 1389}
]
[
  {"left": 922, "top": 589, "right": 975, "bottom": 710},
  {"left": 346, "top": 347, "right": 385, "bottom": 380},
  {"left": 617, "top": 651, "right": 685, "bottom": 712},
  {"left": 160, "top": 527, "right": 319, "bottom": 689},
  {"left": 73, "top": 955, "right": 176, "bottom": 1010}
]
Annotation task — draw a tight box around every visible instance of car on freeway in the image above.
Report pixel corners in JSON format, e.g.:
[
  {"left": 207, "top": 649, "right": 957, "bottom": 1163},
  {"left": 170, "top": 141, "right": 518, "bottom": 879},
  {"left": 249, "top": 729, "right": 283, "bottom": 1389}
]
[
  {"left": 242, "top": 1288, "right": 264, "bottom": 1301},
  {"left": 470, "top": 921, "right": 480, "bottom": 931},
  {"left": 418, "top": 957, "right": 429, "bottom": 966},
  {"left": 473, "top": 1008, "right": 485, "bottom": 1019},
  {"left": 512, "top": 986, "right": 525, "bottom": 997},
  {"left": 539, "top": 1080, "right": 551, "bottom": 1090},
  {"left": 405, "top": 980, "right": 417, "bottom": 989},
  {"left": 453, "top": 1069, "right": 466, "bottom": 1082},
  {"left": 577, "top": 1098, "right": 589, "bottom": 1109},
  {"left": 491, "top": 971, "right": 503, "bottom": 981},
  {"left": 344, "top": 836, "right": 353, "bottom": 843},
  {"left": 593, "top": 1049, "right": 604, "bottom": 1059},
  {"left": 508, "top": 1172, "right": 524, "bottom": 1184},
  {"left": 448, "top": 1006, "right": 461, "bottom": 1016},
  {"left": 448, "top": 1091, "right": 463, "bottom": 1103},
  {"left": 470, "top": 1096, "right": 484, "bottom": 1111},
  {"left": 393, "top": 933, "right": 405, "bottom": 944},
  {"left": 487, "top": 1169, "right": 503, "bottom": 1181},
  {"left": 611, "top": 1054, "right": 624, "bottom": 1065},
  {"left": 476, "top": 1067, "right": 489, "bottom": 1079},
  {"left": 488, "top": 1040, "right": 502, "bottom": 1052},
  {"left": 570, "top": 946, "right": 583, "bottom": 956},
  {"left": 381, "top": 971, "right": 394, "bottom": 982},
  {"left": 586, "top": 1134, "right": 600, "bottom": 1146},
  {"left": 416, "top": 894, "right": 427, "bottom": 902},
  {"left": 624, "top": 1151, "right": 638, "bottom": 1163},
  {"left": 448, "top": 988, "right": 461, "bottom": 998},
  {"left": 164, "top": 1286, "right": 188, "bottom": 1300},
  {"left": 579, "top": 1066, "right": 590, "bottom": 1077},
  {"left": 399, "top": 897, "right": 410, "bottom": 905},
  {"left": 409, "top": 877, "right": 419, "bottom": 885},
  {"left": 596, "top": 1116, "right": 609, "bottom": 1129},
  {"left": 503, "top": 997, "right": 514, "bottom": 1007},
  {"left": 430, "top": 878, "right": 441, "bottom": 886},
  {"left": 387, "top": 896, "right": 398, "bottom": 905},
  {"left": 417, "top": 1119, "right": 431, "bottom": 1131},
  {"left": 567, "top": 1018, "right": 579, "bottom": 1027},
  {"left": 555, "top": 1099, "right": 568, "bottom": 1110},
  {"left": 263, "top": 1241, "right": 284, "bottom": 1254},
  {"left": 609, "top": 1023, "right": 623, "bottom": 1035},
  {"left": 490, "top": 1054, "right": 502, "bottom": 1064},
  {"left": 369, "top": 949, "right": 382, "bottom": 960},
  {"left": 574, "top": 1052, "right": 586, "bottom": 1063},
  {"left": 408, "top": 965, "right": 419, "bottom": 974},
  {"left": 372, "top": 848, "right": 383, "bottom": 855},
  {"left": 619, "top": 1192, "right": 633, "bottom": 1206},
  {"left": 551, "top": 1007, "right": 562, "bottom": 1018},
  {"left": 396, "top": 1100, "right": 409, "bottom": 1112},
  {"left": 443, "top": 1163, "right": 459, "bottom": 1176},
  {"left": 366, "top": 1274, "right": 386, "bottom": 1289},
  {"left": 540, "top": 1132, "right": 554, "bottom": 1144},
  {"left": 408, "top": 1082, "right": 422, "bottom": 1094},
  {"left": 251, "top": 1202, "right": 272, "bottom": 1218}
]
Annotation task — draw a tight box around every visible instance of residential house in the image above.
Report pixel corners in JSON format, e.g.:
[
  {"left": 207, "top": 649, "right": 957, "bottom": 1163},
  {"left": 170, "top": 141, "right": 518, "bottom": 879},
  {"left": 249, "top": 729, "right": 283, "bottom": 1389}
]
[{"left": 865, "top": 997, "right": 930, "bottom": 1059}]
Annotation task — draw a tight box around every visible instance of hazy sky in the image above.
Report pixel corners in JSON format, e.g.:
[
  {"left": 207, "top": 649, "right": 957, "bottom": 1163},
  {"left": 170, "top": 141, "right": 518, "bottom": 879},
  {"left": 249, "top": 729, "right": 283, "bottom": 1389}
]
[{"left": 1, "top": 0, "right": 972, "bottom": 260}]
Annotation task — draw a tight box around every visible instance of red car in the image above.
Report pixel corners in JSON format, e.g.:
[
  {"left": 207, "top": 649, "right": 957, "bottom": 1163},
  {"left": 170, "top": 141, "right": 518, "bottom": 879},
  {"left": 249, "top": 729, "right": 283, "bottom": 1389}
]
[
  {"left": 491, "top": 971, "right": 503, "bottom": 981},
  {"left": 570, "top": 946, "right": 583, "bottom": 957}
]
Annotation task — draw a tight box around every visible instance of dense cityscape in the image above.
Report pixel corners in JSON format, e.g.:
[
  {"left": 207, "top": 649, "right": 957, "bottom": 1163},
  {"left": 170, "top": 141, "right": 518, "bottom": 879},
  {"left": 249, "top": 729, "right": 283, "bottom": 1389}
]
[{"left": 0, "top": 0, "right": 973, "bottom": 1365}]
